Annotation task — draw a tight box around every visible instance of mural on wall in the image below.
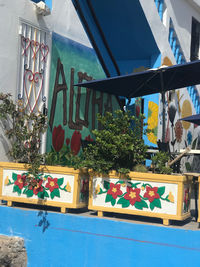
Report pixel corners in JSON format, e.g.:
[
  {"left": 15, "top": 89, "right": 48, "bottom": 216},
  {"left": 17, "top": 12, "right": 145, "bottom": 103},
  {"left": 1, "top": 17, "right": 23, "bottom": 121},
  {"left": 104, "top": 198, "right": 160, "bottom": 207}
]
[
  {"left": 46, "top": 33, "right": 120, "bottom": 159},
  {"left": 157, "top": 56, "right": 200, "bottom": 172},
  {"left": 147, "top": 101, "right": 159, "bottom": 144}
]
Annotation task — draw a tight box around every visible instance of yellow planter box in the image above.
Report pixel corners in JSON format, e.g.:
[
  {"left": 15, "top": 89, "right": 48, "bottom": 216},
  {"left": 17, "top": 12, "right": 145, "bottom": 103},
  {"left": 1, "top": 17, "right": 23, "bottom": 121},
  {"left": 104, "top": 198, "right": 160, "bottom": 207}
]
[
  {"left": 197, "top": 176, "right": 200, "bottom": 222},
  {"left": 0, "top": 162, "right": 89, "bottom": 213},
  {"left": 89, "top": 171, "right": 192, "bottom": 225}
]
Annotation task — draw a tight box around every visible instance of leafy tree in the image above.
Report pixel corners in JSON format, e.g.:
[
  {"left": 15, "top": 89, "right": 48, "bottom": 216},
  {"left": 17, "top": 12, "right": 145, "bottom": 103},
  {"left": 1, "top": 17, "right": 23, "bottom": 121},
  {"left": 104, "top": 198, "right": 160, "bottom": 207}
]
[
  {"left": 79, "top": 110, "right": 148, "bottom": 175},
  {"left": 0, "top": 93, "right": 47, "bottom": 178}
]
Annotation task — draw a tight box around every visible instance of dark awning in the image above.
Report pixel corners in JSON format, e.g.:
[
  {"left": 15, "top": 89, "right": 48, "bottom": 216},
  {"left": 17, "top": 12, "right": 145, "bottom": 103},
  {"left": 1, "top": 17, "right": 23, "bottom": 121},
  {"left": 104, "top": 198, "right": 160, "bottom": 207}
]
[
  {"left": 75, "top": 60, "right": 200, "bottom": 98},
  {"left": 180, "top": 114, "right": 200, "bottom": 125}
]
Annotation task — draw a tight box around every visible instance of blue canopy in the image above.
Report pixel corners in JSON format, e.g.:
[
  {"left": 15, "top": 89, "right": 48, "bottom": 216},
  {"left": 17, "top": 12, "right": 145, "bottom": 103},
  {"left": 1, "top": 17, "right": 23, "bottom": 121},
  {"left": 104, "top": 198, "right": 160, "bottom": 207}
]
[{"left": 75, "top": 60, "right": 200, "bottom": 98}]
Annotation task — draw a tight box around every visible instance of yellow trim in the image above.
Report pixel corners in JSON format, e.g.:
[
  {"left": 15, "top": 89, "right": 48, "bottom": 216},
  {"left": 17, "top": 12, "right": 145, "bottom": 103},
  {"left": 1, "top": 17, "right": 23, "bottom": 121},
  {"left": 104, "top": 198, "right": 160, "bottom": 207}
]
[
  {"left": 88, "top": 203, "right": 191, "bottom": 221},
  {"left": 0, "top": 166, "right": 3, "bottom": 198},
  {"left": 90, "top": 170, "right": 188, "bottom": 183},
  {"left": 197, "top": 176, "right": 200, "bottom": 222},
  {"left": 73, "top": 173, "right": 79, "bottom": 205},
  {"left": 163, "top": 219, "right": 169, "bottom": 226},
  {"left": 0, "top": 162, "right": 88, "bottom": 210},
  {"left": 98, "top": 211, "right": 103, "bottom": 217},
  {"left": 177, "top": 181, "right": 183, "bottom": 217},
  {"left": 0, "top": 162, "right": 80, "bottom": 175},
  {"left": 89, "top": 173, "right": 192, "bottom": 223}
]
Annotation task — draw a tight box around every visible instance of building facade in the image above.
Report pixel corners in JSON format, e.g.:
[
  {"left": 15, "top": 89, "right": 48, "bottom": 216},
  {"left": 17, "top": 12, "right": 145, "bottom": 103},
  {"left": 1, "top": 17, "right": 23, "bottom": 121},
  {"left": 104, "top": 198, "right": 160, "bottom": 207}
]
[{"left": 0, "top": 0, "right": 200, "bottom": 171}]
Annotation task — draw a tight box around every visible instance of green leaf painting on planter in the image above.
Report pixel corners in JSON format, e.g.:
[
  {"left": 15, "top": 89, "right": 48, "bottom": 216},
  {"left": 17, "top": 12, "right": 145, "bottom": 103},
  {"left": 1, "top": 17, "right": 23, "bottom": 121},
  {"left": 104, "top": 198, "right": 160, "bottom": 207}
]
[
  {"left": 5, "top": 172, "right": 72, "bottom": 200},
  {"left": 95, "top": 179, "right": 175, "bottom": 211}
]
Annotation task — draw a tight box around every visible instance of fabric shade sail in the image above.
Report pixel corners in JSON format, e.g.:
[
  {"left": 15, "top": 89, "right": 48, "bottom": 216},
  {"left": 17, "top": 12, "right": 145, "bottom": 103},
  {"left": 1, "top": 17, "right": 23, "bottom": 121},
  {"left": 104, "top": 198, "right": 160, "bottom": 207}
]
[
  {"left": 180, "top": 114, "right": 200, "bottom": 125},
  {"left": 75, "top": 60, "right": 200, "bottom": 98}
]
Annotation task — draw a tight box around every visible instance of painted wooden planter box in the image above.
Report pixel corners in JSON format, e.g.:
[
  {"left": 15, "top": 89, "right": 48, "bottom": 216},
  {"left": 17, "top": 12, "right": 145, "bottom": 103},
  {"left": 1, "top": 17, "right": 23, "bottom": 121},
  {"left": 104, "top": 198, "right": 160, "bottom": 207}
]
[
  {"left": 0, "top": 162, "right": 89, "bottom": 213},
  {"left": 197, "top": 176, "right": 200, "bottom": 223},
  {"left": 89, "top": 171, "right": 192, "bottom": 225}
]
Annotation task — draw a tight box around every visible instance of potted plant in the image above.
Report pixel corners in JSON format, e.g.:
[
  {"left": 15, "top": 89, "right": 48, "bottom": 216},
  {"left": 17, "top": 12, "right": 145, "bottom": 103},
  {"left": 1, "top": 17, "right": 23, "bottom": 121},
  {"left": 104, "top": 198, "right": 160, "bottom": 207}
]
[
  {"left": 0, "top": 93, "right": 89, "bottom": 212},
  {"left": 79, "top": 110, "right": 192, "bottom": 226}
]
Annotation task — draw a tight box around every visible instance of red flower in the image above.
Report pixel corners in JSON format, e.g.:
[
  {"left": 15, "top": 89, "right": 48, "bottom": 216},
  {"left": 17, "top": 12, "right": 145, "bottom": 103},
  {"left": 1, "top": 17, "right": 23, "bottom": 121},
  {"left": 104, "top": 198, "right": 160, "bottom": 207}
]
[
  {"left": 85, "top": 135, "right": 94, "bottom": 142},
  {"left": 45, "top": 177, "right": 59, "bottom": 192},
  {"left": 71, "top": 131, "right": 82, "bottom": 155},
  {"left": 124, "top": 187, "right": 141, "bottom": 205},
  {"left": 14, "top": 174, "right": 27, "bottom": 190},
  {"left": 107, "top": 183, "right": 123, "bottom": 199},
  {"left": 66, "top": 138, "right": 70, "bottom": 146},
  {"left": 143, "top": 186, "right": 160, "bottom": 202},
  {"left": 174, "top": 120, "right": 183, "bottom": 143},
  {"left": 52, "top": 125, "right": 65, "bottom": 152},
  {"left": 33, "top": 179, "right": 43, "bottom": 195}
]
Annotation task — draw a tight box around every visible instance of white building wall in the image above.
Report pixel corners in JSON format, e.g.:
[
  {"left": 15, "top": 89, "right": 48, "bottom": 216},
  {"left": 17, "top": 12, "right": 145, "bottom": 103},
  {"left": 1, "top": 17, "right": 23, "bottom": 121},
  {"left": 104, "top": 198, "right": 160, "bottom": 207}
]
[
  {"left": 0, "top": 0, "right": 91, "bottom": 161},
  {"left": 165, "top": 0, "right": 200, "bottom": 61}
]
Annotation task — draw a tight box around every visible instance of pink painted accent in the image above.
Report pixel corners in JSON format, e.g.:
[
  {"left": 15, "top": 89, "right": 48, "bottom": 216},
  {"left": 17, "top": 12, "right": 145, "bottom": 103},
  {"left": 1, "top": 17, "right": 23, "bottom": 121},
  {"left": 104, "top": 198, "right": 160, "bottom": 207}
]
[
  {"left": 23, "top": 69, "right": 44, "bottom": 113},
  {"left": 40, "top": 43, "right": 49, "bottom": 62},
  {"left": 30, "top": 40, "right": 40, "bottom": 59},
  {"left": 21, "top": 36, "right": 31, "bottom": 56}
]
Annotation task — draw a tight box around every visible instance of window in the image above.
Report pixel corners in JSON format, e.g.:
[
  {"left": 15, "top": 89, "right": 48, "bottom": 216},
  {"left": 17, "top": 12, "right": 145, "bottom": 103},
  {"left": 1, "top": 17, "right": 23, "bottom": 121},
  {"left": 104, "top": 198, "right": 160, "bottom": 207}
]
[
  {"left": 18, "top": 20, "right": 51, "bottom": 114},
  {"left": 190, "top": 17, "right": 200, "bottom": 61}
]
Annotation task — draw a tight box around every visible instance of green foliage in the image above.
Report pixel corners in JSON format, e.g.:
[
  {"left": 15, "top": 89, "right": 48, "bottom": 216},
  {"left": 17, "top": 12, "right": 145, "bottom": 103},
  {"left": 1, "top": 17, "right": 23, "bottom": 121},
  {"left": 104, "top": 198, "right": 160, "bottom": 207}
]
[
  {"left": 0, "top": 93, "right": 47, "bottom": 177},
  {"left": 78, "top": 110, "right": 148, "bottom": 175},
  {"left": 133, "top": 164, "right": 148, "bottom": 173},
  {"left": 45, "top": 145, "right": 82, "bottom": 169},
  {"left": 151, "top": 151, "right": 172, "bottom": 174}
]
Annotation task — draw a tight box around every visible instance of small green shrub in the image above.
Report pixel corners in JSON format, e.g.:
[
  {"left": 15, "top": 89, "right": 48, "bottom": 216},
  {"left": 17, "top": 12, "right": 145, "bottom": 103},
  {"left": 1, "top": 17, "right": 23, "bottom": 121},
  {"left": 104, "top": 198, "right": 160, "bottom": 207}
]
[
  {"left": 78, "top": 110, "right": 148, "bottom": 176},
  {"left": 151, "top": 151, "right": 172, "bottom": 174},
  {"left": 0, "top": 93, "right": 47, "bottom": 177},
  {"left": 133, "top": 164, "right": 148, "bottom": 173}
]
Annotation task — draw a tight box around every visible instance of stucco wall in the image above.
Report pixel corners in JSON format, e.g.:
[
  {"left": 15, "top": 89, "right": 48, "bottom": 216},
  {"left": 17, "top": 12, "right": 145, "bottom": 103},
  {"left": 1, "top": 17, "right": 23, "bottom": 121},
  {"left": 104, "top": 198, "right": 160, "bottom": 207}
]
[
  {"left": 0, "top": 0, "right": 92, "bottom": 161},
  {"left": 166, "top": 0, "right": 200, "bottom": 61}
]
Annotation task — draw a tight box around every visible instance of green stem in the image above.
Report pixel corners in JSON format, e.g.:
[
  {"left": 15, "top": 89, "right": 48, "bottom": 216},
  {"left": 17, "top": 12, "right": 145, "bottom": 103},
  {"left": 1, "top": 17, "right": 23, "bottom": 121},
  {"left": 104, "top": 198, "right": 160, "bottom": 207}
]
[
  {"left": 118, "top": 192, "right": 127, "bottom": 198},
  {"left": 143, "top": 183, "right": 152, "bottom": 188},
  {"left": 161, "top": 196, "right": 168, "bottom": 201},
  {"left": 59, "top": 187, "right": 66, "bottom": 191},
  {"left": 99, "top": 190, "right": 107, "bottom": 194},
  {"left": 140, "top": 196, "right": 148, "bottom": 200}
]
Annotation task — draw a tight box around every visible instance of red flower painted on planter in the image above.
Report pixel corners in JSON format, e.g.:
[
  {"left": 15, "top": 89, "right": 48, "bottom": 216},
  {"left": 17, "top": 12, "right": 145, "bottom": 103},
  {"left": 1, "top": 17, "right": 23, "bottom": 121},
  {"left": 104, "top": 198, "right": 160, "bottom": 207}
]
[
  {"left": 33, "top": 179, "right": 43, "bottom": 195},
  {"left": 124, "top": 187, "right": 141, "bottom": 205},
  {"left": 107, "top": 183, "right": 123, "bottom": 199},
  {"left": 14, "top": 174, "right": 27, "bottom": 190},
  {"left": 45, "top": 177, "right": 59, "bottom": 192},
  {"left": 52, "top": 125, "right": 65, "bottom": 152},
  {"left": 85, "top": 135, "right": 94, "bottom": 142},
  {"left": 143, "top": 186, "right": 160, "bottom": 202},
  {"left": 71, "top": 131, "right": 82, "bottom": 155}
]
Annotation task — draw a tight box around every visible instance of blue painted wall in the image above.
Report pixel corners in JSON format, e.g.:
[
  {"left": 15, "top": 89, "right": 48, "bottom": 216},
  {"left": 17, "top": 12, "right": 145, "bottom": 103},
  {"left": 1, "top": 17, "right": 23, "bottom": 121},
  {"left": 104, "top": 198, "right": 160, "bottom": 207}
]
[
  {"left": 0, "top": 205, "right": 200, "bottom": 267},
  {"left": 73, "top": 0, "right": 160, "bottom": 76}
]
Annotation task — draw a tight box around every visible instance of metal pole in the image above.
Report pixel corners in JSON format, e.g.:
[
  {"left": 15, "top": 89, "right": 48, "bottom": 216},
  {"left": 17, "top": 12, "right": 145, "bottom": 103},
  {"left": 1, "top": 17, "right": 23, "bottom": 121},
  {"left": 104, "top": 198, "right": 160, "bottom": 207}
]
[{"left": 160, "top": 71, "right": 165, "bottom": 142}]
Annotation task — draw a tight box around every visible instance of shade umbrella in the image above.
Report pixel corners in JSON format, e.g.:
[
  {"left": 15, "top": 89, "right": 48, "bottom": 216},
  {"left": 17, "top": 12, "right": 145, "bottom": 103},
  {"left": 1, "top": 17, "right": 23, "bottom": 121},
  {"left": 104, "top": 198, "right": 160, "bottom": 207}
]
[
  {"left": 75, "top": 60, "right": 200, "bottom": 141},
  {"left": 180, "top": 114, "right": 200, "bottom": 125}
]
